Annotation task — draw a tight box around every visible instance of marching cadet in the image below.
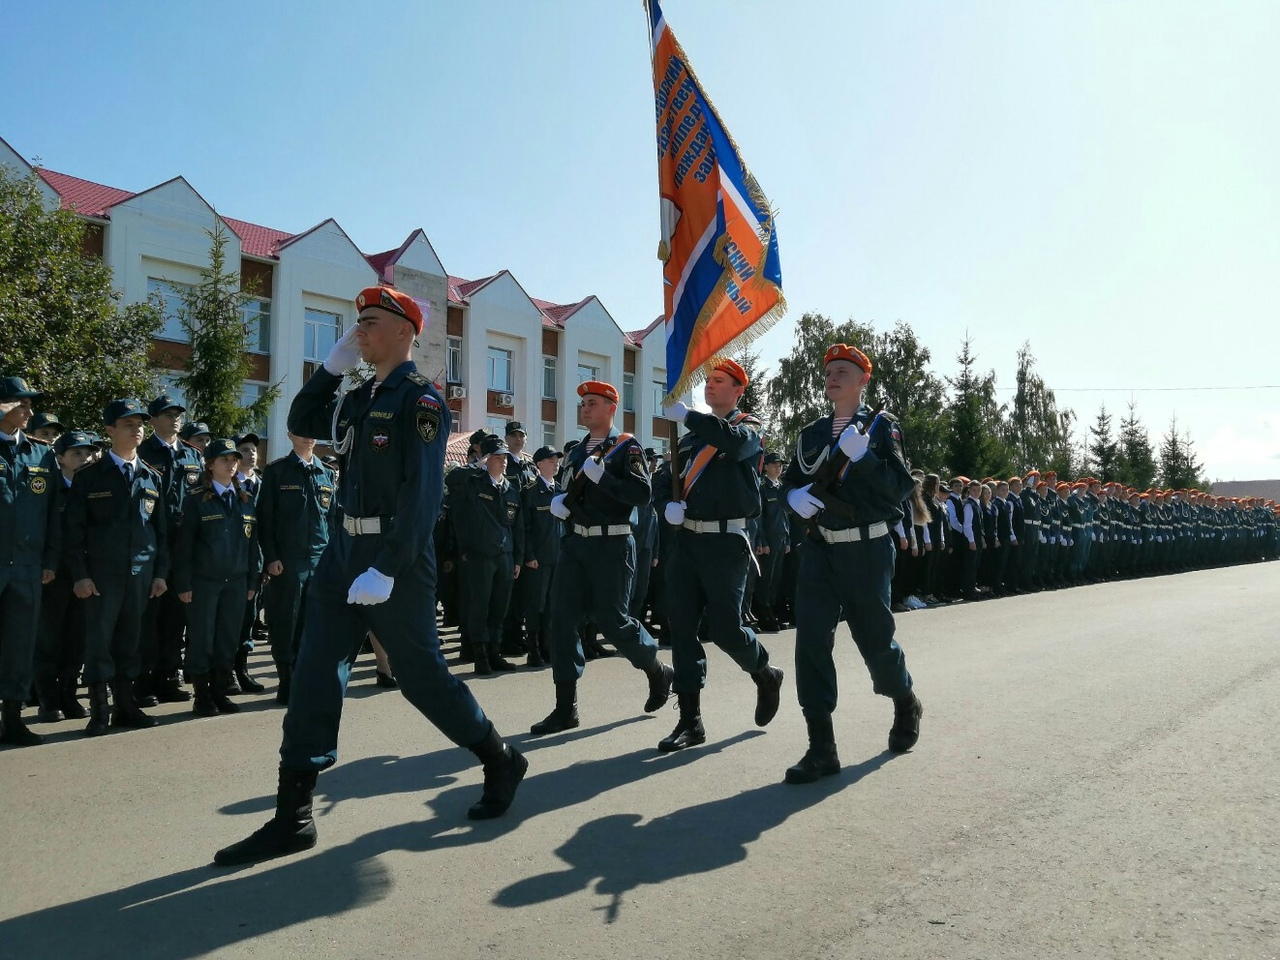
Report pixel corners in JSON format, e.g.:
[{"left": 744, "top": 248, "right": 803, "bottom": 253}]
[
  {"left": 754, "top": 451, "right": 790, "bottom": 631},
  {"left": 257, "top": 430, "right": 334, "bottom": 705},
  {"left": 174, "top": 439, "right": 262, "bottom": 716},
  {"left": 781, "top": 344, "right": 923, "bottom": 783},
  {"left": 137, "top": 394, "right": 203, "bottom": 705},
  {"left": 215, "top": 285, "right": 525, "bottom": 868},
  {"left": 33, "top": 430, "right": 98, "bottom": 724},
  {"left": 0, "top": 377, "right": 61, "bottom": 746},
  {"left": 27, "top": 411, "right": 65, "bottom": 445},
  {"left": 655, "top": 359, "right": 783, "bottom": 753},
  {"left": 528, "top": 380, "right": 673, "bottom": 736},
  {"left": 229, "top": 433, "right": 266, "bottom": 695},
  {"left": 65, "top": 398, "right": 170, "bottom": 737},
  {"left": 520, "top": 446, "right": 564, "bottom": 668},
  {"left": 449, "top": 434, "right": 525, "bottom": 675}
]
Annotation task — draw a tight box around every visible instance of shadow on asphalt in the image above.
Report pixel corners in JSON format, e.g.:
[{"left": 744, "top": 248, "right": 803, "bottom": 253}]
[{"left": 0, "top": 727, "right": 833, "bottom": 957}]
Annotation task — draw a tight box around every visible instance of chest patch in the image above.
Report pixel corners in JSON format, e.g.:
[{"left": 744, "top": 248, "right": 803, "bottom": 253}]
[
  {"left": 29, "top": 476, "right": 48, "bottom": 495},
  {"left": 370, "top": 430, "right": 391, "bottom": 453}
]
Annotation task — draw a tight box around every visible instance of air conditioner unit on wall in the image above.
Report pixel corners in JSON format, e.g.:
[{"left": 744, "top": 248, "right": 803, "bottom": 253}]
[
  {"left": 497, "top": 393, "right": 515, "bottom": 407},
  {"left": 447, "top": 385, "right": 467, "bottom": 400}
]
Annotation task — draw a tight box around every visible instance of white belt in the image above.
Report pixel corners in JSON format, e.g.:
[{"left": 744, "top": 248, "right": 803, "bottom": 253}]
[
  {"left": 573, "top": 523, "right": 631, "bottom": 537},
  {"left": 1025, "top": 520, "right": 1041, "bottom": 527},
  {"left": 816, "top": 521, "right": 889, "bottom": 544},
  {"left": 1071, "top": 523, "right": 1085, "bottom": 528},
  {"left": 343, "top": 515, "right": 388, "bottom": 535},
  {"left": 682, "top": 517, "right": 747, "bottom": 535}
]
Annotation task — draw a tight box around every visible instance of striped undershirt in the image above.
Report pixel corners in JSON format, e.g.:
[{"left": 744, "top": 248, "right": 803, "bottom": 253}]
[
  {"left": 582, "top": 437, "right": 606, "bottom": 455},
  {"left": 831, "top": 416, "right": 853, "bottom": 441}
]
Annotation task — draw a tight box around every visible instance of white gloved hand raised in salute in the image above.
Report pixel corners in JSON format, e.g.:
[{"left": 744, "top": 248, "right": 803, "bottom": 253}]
[{"left": 323, "top": 325, "right": 362, "bottom": 375}]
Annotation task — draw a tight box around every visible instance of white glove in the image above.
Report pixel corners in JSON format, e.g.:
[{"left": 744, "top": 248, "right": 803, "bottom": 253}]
[
  {"left": 786, "top": 483, "right": 823, "bottom": 519},
  {"left": 663, "top": 401, "right": 690, "bottom": 423},
  {"left": 347, "top": 567, "right": 393, "bottom": 605},
  {"left": 664, "top": 501, "right": 686, "bottom": 525},
  {"left": 581, "top": 457, "right": 606, "bottom": 484},
  {"left": 837, "top": 425, "right": 870, "bottom": 462},
  {"left": 323, "top": 326, "right": 362, "bottom": 375},
  {"left": 550, "top": 494, "right": 571, "bottom": 520}
]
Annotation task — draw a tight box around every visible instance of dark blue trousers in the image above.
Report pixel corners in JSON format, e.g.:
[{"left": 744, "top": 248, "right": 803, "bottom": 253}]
[
  {"left": 0, "top": 570, "right": 41, "bottom": 701},
  {"left": 185, "top": 575, "right": 248, "bottom": 676},
  {"left": 263, "top": 559, "right": 317, "bottom": 668},
  {"left": 794, "top": 535, "right": 912, "bottom": 716}
]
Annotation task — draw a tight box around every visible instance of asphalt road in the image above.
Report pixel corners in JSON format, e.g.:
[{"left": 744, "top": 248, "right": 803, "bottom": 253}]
[{"left": 1, "top": 561, "right": 1276, "bottom": 960}]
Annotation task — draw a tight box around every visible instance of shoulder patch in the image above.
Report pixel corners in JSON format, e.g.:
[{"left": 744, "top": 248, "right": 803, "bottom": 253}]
[
  {"left": 406, "top": 372, "right": 430, "bottom": 387},
  {"left": 416, "top": 408, "right": 441, "bottom": 444}
]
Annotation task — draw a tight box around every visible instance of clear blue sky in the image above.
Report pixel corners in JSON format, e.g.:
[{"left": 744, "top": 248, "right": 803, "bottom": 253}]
[{"left": 4, "top": 1, "right": 1278, "bottom": 481}]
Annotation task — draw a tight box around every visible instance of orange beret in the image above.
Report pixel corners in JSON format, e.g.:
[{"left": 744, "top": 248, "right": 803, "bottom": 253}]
[
  {"left": 577, "top": 380, "right": 619, "bottom": 404},
  {"left": 1024, "top": 469, "right": 1040, "bottom": 481},
  {"left": 1035, "top": 481, "right": 1048, "bottom": 491},
  {"left": 824, "top": 343, "right": 872, "bottom": 375},
  {"left": 711, "top": 357, "right": 749, "bottom": 386},
  {"left": 356, "top": 285, "right": 425, "bottom": 334},
  {"left": 1056, "top": 482, "right": 1071, "bottom": 491}
]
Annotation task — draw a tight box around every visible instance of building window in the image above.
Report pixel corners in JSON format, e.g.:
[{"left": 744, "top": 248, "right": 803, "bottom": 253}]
[
  {"left": 242, "top": 297, "right": 271, "bottom": 354},
  {"left": 542, "top": 422, "right": 556, "bottom": 450},
  {"left": 577, "top": 363, "right": 599, "bottom": 385},
  {"left": 652, "top": 380, "right": 666, "bottom": 410},
  {"left": 655, "top": 437, "right": 669, "bottom": 456},
  {"left": 447, "top": 337, "right": 463, "bottom": 383},
  {"left": 542, "top": 356, "right": 557, "bottom": 399},
  {"left": 623, "top": 373, "right": 636, "bottom": 412},
  {"left": 302, "top": 308, "right": 342, "bottom": 379},
  {"left": 486, "top": 415, "right": 507, "bottom": 436},
  {"left": 487, "top": 346, "right": 513, "bottom": 392},
  {"left": 148, "top": 278, "right": 192, "bottom": 342},
  {"left": 157, "top": 373, "right": 188, "bottom": 413},
  {"left": 240, "top": 382, "right": 269, "bottom": 435}
]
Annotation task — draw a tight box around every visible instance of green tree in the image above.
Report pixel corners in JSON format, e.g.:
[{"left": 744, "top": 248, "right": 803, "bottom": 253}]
[
  {"left": 0, "top": 164, "right": 163, "bottom": 427},
  {"left": 1157, "top": 415, "right": 1207, "bottom": 489},
  {"left": 733, "top": 346, "right": 781, "bottom": 450},
  {"left": 1086, "top": 403, "right": 1120, "bottom": 480},
  {"left": 1009, "top": 342, "right": 1075, "bottom": 475},
  {"left": 169, "top": 222, "right": 280, "bottom": 437},
  {"left": 1116, "top": 400, "right": 1157, "bottom": 488},
  {"left": 944, "top": 333, "right": 1011, "bottom": 479}
]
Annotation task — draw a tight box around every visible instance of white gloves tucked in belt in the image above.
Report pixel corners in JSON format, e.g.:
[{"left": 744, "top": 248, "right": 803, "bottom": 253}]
[
  {"left": 550, "top": 494, "right": 571, "bottom": 520},
  {"left": 664, "top": 501, "right": 686, "bottom": 525},
  {"left": 787, "top": 483, "right": 823, "bottom": 519},
  {"left": 581, "top": 457, "right": 606, "bottom": 484},
  {"left": 348, "top": 567, "right": 393, "bottom": 605}
]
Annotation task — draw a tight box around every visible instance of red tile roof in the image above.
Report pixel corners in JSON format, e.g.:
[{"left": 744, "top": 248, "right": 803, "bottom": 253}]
[
  {"left": 37, "top": 169, "right": 134, "bottom": 217},
  {"left": 222, "top": 216, "right": 295, "bottom": 260},
  {"left": 444, "top": 432, "right": 473, "bottom": 467},
  {"left": 627, "top": 314, "right": 665, "bottom": 345},
  {"left": 366, "top": 248, "right": 398, "bottom": 280}
]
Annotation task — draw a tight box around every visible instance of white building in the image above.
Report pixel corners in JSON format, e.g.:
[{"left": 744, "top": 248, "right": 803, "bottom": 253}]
[{"left": 1, "top": 135, "right": 678, "bottom": 460}]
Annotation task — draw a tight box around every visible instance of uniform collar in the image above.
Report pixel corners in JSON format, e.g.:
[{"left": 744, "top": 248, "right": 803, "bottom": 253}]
[
  {"left": 109, "top": 449, "right": 140, "bottom": 471},
  {"left": 376, "top": 361, "right": 417, "bottom": 392},
  {"left": 213, "top": 480, "right": 235, "bottom": 497}
]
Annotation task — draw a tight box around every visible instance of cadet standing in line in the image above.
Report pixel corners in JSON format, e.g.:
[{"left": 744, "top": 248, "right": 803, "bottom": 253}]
[
  {"left": 137, "top": 394, "right": 203, "bottom": 705},
  {"left": 174, "top": 439, "right": 262, "bottom": 717},
  {"left": 528, "top": 380, "right": 673, "bottom": 736},
  {"left": 179, "top": 420, "right": 211, "bottom": 452},
  {"left": 214, "top": 285, "right": 525, "bottom": 868},
  {"left": 499, "top": 421, "right": 537, "bottom": 657},
  {"left": 33, "top": 430, "right": 98, "bottom": 723},
  {"left": 520, "top": 445, "right": 564, "bottom": 667},
  {"left": 65, "top": 399, "right": 170, "bottom": 737},
  {"left": 27, "top": 411, "right": 65, "bottom": 445},
  {"left": 655, "top": 359, "right": 783, "bottom": 753},
  {"left": 754, "top": 451, "right": 790, "bottom": 632},
  {"left": 257, "top": 430, "right": 335, "bottom": 705},
  {"left": 0, "top": 377, "right": 61, "bottom": 746},
  {"left": 449, "top": 433, "right": 525, "bottom": 675},
  {"left": 781, "top": 344, "right": 923, "bottom": 783},
  {"left": 225, "top": 433, "right": 266, "bottom": 695}
]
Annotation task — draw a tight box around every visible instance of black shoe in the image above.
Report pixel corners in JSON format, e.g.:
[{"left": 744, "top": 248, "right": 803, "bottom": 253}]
[
  {"left": 235, "top": 649, "right": 265, "bottom": 694},
  {"left": 110, "top": 681, "right": 159, "bottom": 729},
  {"left": 1, "top": 701, "right": 44, "bottom": 746},
  {"left": 751, "top": 665, "right": 784, "bottom": 727},
  {"left": 643, "top": 662, "right": 674, "bottom": 713},
  {"left": 467, "top": 727, "right": 528, "bottom": 820},
  {"left": 154, "top": 677, "right": 192, "bottom": 703},
  {"left": 211, "top": 671, "right": 241, "bottom": 714},
  {"left": 457, "top": 640, "right": 475, "bottom": 664},
  {"left": 785, "top": 712, "right": 841, "bottom": 784},
  {"left": 35, "top": 680, "right": 64, "bottom": 723},
  {"left": 888, "top": 692, "right": 923, "bottom": 752},
  {"left": 525, "top": 647, "right": 544, "bottom": 669},
  {"left": 375, "top": 669, "right": 399, "bottom": 688},
  {"left": 84, "top": 683, "right": 111, "bottom": 737},
  {"left": 473, "top": 648, "right": 493, "bottom": 676},
  {"left": 192, "top": 678, "right": 219, "bottom": 718},
  {"left": 530, "top": 682, "right": 579, "bottom": 735},
  {"left": 132, "top": 675, "right": 159, "bottom": 708},
  {"left": 214, "top": 767, "right": 319, "bottom": 867},
  {"left": 222, "top": 672, "right": 242, "bottom": 696},
  {"left": 490, "top": 654, "right": 518, "bottom": 672},
  {"left": 59, "top": 677, "right": 88, "bottom": 721},
  {"left": 657, "top": 692, "right": 705, "bottom": 753}
]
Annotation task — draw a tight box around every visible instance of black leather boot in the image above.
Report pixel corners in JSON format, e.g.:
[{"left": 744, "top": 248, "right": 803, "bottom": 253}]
[
  {"left": 133, "top": 674, "right": 160, "bottom": 708},
  {"left": 473, "top": 646, "right": 492, "bottom": 676},
  {"left": 525, "top": 639, "right": 544, "bottom": 669},
  {"left": 643, "top": 661, "right": 674, "bottom": 713},
  {"left": 235, "top": 648, "right": 265, "bottom": 694},
  {"left": 35, "top": 679, "right": 64, "bottom": 723},
  {"left": 1, "top": 700, "right": 43, "bottom": 746},
  {"left": 60, "top": 676, "right": 87, "bottom": 720},
  {"left": 213, "top": 766, "right": 319, "bottom": 867},
  {"left": 211, "top": 670, "right": 241, "bottom": 714},
  {"left": 275, "top": 664, "right": 291, "bottom": 706},
  {"left": 530, "top": 681, "right": 579, "bottom": 735},
  {"left": 466, "top": 724, "right": 528, "bottom": 820},
  {"left": 191, "top": 675, "right": 218, "bottom": 717},
  {"left": 751, "top": 665, "right": 784, "bottom": 727},
  {"left": 658, "top": 691, "right": 705, "bottom": 753},
  {"left": 111, "top": 679, "right": 159, "bottom": 729},
  {"left": 489, "top": 648, "right": 518, "bottom": 672},
  {"left": 785, "top": 712, "right": 840, "bottom": 784},
  {"left": 154, "top": 674, "right": 192, "bottom": 703},
  {"left": 85, "top": 682, "right": 111, "bottom": 737},
  {"left": 888, "top": 692, "right": 923, "bottom": 752}
]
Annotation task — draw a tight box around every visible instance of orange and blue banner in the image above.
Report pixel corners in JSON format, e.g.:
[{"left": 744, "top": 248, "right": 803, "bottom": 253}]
[{"left": 648, "top": 0, "right": 785, "bottom": 404}]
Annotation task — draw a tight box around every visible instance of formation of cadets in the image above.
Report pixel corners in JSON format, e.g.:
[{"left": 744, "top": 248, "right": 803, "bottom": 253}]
[{"left": 3, "top": 304, "right": 1278, "bottom": 862}]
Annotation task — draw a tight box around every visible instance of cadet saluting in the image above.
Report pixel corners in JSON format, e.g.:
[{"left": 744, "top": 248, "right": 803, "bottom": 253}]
[
  {"left": 174, "top": 439, "right": 262, "bottom": 717},
  {"left": 214, "top": 285, "right": 525, "bottom": 868},
  {"left": 781, "top": 344, "right": 924, "bottom": 784}
]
